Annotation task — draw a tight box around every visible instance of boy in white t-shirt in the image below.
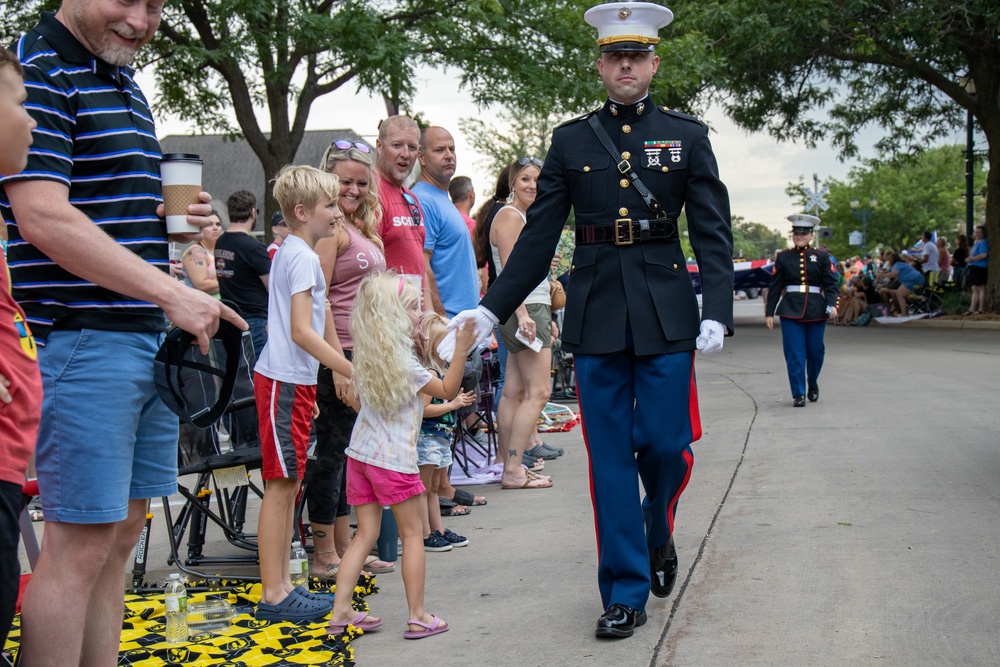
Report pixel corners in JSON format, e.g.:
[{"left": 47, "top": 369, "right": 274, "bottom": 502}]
[{"left": 253, "top": 165, "right": 354, "bottom": 622}]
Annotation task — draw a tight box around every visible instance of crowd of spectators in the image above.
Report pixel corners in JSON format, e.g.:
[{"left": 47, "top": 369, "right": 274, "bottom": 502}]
[
  {"left": 1, "top": 21, "right": 574, "bottom": 649},
  {"left": 830, "top": 228, "right": 988, "bottom": 324}
]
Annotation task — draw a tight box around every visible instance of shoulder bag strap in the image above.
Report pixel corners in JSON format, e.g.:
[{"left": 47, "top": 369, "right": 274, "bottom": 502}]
[{"left": 587, "top": 114, "right": 663, "bottom": 216}]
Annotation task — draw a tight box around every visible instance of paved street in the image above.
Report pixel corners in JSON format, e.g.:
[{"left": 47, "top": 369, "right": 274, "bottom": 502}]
[
  {"left": 342, "top": 303, "right": 1000, "bottom": 666},
  {"left": 22, "top": 301, "right": 1000, "bottom": 665}
]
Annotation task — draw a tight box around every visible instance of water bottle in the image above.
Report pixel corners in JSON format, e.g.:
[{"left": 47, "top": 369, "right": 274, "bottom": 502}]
[
  {"left": 290, "top": 540, "right": 308, "bottom": 588},
  {"left": 164, "top": 573, "right": 188, "bottom": 644},
  {"left": 376, "top": 506, "right": 399, "bottom": 562}
]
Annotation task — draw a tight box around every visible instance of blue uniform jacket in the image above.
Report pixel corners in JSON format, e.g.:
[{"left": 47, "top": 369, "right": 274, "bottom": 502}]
[{"left": 481, "top": 96, "right": 734, "bottom": 356}]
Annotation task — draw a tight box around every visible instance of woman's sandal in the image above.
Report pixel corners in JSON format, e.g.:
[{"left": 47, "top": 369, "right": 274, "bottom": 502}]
[
  {"left": 451, "top": 488, "right": 487, "bottom": 506},
  {"left": 310, "top": 562, "right": 339, "bottom": 580},
  {"left": 364, "top": 555, "right": 395, "bottom": 573},
  {"left": 501, "top": 470, "right": 553, "bottom": 490},
  {"left": 440, "top": 504, "right": 472, "bottom": 517}
]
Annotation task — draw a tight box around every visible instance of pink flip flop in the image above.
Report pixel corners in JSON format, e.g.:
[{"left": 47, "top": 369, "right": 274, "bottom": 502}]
[
  {"left": 327, "top": 611, "right": 383, "bottom": 635},
  {"left": 404, "top": 614, "right": 449, "bottom": 639}
]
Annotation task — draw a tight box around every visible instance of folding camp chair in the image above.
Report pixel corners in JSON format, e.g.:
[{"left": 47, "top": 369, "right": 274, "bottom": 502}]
[
  {"left": 156, "top": 396, "right": 264, "bottom": 583},
  {"left": 549, "top": 309, "right": 576, "bottom": 400},
  {"left": 147, "top": 324, "right": 265, "bottom": 586},
  {"left": 451, "top": 348, "right": 498, "bottom": 476}
]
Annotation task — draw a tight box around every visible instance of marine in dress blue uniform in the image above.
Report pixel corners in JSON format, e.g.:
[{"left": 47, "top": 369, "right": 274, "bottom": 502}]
[
  {"left": 765, "top": 214, "right": 839, "bottom": 406},
  {"left": 447, "top": 1, "right": 734, "bottom": 639}
]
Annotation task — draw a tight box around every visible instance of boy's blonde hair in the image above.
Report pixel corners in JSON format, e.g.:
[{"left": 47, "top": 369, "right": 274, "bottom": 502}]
[
  {"left": 350, "top": 272, "right": 422, "bottom": 415},
  {"left": 272, "top": 165, "right": 339, "bottom": 228},
  {"left": 418, "top": 312, "right": 450, "bottom": 375}
]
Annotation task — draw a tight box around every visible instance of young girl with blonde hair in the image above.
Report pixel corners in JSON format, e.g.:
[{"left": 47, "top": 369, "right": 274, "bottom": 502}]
[
  {"left": 308, "top": 140, "right": 391, "bottom": 578},
  {"left": 327, "top": 272, "right": 476, "bottom": 639}
]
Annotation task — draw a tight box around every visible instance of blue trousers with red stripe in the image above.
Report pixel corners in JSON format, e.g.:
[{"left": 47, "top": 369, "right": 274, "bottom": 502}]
[
  {"left": 778, "top": 317, "right": 826, "bottom": 397},
  {"left": 574, "top": 349, "right": 699, "bottom": 612}
]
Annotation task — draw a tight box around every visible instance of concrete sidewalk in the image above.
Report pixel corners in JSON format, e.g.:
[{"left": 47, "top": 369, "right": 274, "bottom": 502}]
[
  {"left": 346, "top": 306, "right": 1000, "bottom": 666},
  {"left": 29, "top": 301, "right": 994, "bottom": 665}
]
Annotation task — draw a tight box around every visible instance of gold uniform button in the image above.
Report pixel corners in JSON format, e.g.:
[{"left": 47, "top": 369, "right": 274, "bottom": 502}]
[
  {"left": 673, "top": 263, "right": 678, "bottom": 269},
  {"left": 619, "top": 207, "right": 628, "bottom": 216},
  {"left": 622, "top": 124, "right": 632, "bottom": 133},
  {"left": 583, "top": 166, "right": 591, "bottom": 172},
  {"left": 621, "top": 151, "right": 631, "bottom": 159},
  {"left": 620, "top": 179, "right": 629, "bottom": 188},
  {"left": 662, "top": 106, "right": 669, "bottom": 111},
  {"left": 661, "top": 166, "right": 669, "bottom": 172}
]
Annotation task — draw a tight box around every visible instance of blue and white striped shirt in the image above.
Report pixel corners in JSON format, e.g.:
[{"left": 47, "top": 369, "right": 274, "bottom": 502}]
[{"left": 0, "top": 12, "right": 167, "bottom": 343}]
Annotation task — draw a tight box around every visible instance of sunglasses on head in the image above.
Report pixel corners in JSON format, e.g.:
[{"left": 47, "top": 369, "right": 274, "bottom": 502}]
[
  {"left": 517, "top": 157, "right": 544, "bottom": 169},
  {"left": 402, "top": 191, "right": 422, "bottom": 226},
  {"left": 332, "top": 140, "right": 371, "bottom": 153}
]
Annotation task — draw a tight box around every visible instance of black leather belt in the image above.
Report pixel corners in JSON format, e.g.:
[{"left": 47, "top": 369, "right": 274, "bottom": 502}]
[{"left": 576, "top": 218, "right": 678, "bottom": 246}]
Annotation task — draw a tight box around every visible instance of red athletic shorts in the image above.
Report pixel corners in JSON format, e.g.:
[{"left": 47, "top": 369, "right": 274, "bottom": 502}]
[{"left": 254, "top": 373, "right": 315, "bottom": 481}]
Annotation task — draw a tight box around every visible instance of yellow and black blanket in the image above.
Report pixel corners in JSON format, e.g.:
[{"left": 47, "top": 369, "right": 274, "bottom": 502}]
[{"left": 5, "top": 576, "right": 377, "bottom": 666}]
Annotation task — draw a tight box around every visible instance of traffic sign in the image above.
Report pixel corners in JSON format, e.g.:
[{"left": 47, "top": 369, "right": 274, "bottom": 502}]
[{"left": 805, "top": 186, "right": 829, "bottom": 212}]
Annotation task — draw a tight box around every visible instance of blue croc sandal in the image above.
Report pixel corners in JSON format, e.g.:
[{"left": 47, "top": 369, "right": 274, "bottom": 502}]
[
  {"left": 255, "top": 589, "right": 332, "bottom": 622},
  {"left": 293, "top": 585, "right": 334, "bottom": 608}
]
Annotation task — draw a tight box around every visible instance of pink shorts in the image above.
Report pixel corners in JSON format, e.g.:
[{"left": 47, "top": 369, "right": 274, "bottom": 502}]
[{"left": 346, "top": 456, "right": 425, "bottom": 506}]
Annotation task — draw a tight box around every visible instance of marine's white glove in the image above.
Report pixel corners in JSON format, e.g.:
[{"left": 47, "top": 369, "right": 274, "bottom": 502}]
[
  {"left": 696, "top": 319, "right": 726, "bottom": 355},
  {"left": 437, "top": 306, "right": 498, "bottom": 362}
]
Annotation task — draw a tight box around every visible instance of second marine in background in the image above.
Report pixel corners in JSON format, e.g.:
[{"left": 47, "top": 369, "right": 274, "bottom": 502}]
[{"left": 765, "top": 214, "right": 839, "bottom": 407}]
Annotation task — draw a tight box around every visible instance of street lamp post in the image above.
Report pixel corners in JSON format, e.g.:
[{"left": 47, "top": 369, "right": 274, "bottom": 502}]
[
  {"left": 851, "top": 196, "right": 877, "bottom": 260},
  {"left": 962, "top": 77, "right": 976, "bottom": 239}
]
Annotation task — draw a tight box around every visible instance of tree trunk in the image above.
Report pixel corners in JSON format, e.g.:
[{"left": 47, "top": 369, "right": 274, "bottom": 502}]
[
  {"left": 981, "top": 91, "right": 999, "bottom": 312},
  {"left": 257, "top": 151, "right": 289, "bottom": 246},
  {"left": 985, "top": 138, "right": 999, "bottom": 311}
]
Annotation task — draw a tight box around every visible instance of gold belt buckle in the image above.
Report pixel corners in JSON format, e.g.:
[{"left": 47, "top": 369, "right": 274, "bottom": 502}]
[{"left": 614, "top": 218, "right": 633, "bottom": 246}]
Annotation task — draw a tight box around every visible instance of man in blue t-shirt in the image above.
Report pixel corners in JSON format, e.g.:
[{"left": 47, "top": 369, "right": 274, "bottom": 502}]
[
  {"left": 412, "top": 127, "right": 483, "bottom": 514},
  {"left": 412, "top": 127, "right": 479, "bottom": 319}
]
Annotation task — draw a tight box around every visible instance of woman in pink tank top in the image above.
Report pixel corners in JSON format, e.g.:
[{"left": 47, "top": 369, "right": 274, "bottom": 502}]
[{"left": 309, "top": 141, "right": 390, "bottom": 578}]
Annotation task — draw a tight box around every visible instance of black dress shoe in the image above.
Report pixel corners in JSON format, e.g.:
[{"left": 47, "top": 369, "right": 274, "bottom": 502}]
[
  {"left": 650, "top": 537, "right": 678, "bottom": 598},
  {"left": 807, "top": 386, "right": 819, "bottom": 402},
  {"left": 595, "top": 603, "right": 647, "bottom": 639},
  {"left": 793, "top": 395, "right": 806, "bottom": 407}
]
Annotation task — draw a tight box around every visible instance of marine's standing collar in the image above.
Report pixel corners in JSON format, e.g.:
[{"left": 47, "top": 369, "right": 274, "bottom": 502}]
[{"left": 601, "top": 95, "right": 655, "bottom": 122}]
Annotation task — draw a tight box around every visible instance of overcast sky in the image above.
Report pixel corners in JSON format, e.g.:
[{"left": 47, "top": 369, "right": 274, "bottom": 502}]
[{"left": 141, "top": 64, "right": 972, "bottom": 236}]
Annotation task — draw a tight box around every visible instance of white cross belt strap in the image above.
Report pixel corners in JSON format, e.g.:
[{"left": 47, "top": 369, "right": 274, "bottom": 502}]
[{"left": 786, "top": 285, "right": 821, "bottom": 293}]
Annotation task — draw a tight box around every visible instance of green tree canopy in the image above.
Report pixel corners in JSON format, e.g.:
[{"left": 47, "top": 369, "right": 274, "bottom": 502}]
[
  {"left": 786, "top": 145, "right": 987, "bottom": 259},
  {"left": 3, "top": 0, "right": 622, "bottom": 239},
  {"left": 670, "top": 0, "right": 998, "bottom": 305},
  {"left": 460, "top": 109, "right": 561, "bottom": 183},
  {"left": 732, "top": 218, "right": 786, "bottom": 260}
]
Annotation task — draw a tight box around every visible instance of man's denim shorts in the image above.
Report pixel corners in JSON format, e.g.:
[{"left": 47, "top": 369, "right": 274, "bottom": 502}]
[
  {"left": 416, "top": 424, "right": 453, "bottom": 468},
  {"left": 35, "top": 329, "right": 178, "bottom": 523}
]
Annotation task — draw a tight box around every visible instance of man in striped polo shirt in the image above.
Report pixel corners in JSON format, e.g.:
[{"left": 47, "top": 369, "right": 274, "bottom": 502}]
[{"left": 0, "top": 2, "right": 245, "bottom": 664}]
